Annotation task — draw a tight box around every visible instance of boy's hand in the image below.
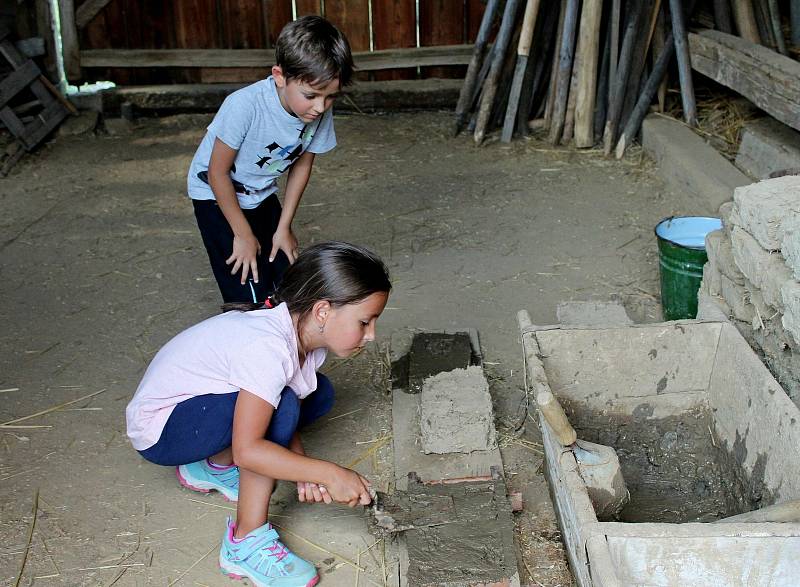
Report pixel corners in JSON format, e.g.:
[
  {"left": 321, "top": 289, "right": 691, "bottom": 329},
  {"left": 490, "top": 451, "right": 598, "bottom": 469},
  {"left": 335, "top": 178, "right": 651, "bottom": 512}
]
[
  {"left": 226, "top": 233, "right": 261, "bottom": 284},
  {"left": 270, "top": 226, "right": 299, "bottom": 265},
  {"left": 326, "top": 467, "right": 373, "bottom": 507},
  {"left": 297, "top": 481, "right": 331, "bottom": 504}
]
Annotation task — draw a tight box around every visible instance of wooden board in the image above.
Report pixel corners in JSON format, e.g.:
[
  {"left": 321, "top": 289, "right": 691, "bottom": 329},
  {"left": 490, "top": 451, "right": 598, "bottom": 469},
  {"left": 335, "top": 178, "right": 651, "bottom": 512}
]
[
  {"left": 420, "top": 0, "right": 466, "bottom": 78},
  {"left": 325, "top": 0, "right": 370, "bottom": 52},
  {"left": 81, "top": 44, "right": 474, "bottom": 70},
  {"left": 688, "top": 29, "right": 800, "bottom": 132},
  {"left": 372, "top": 0, "right": 417, "bottom": 80},
  {"left": 264, "top": 0, "right": 292, "bottom": 47}
]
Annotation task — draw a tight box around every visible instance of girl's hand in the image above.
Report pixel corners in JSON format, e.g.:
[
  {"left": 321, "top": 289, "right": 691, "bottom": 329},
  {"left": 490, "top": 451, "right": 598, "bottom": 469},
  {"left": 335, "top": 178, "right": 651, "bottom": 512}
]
[
  {"left": 297, "top": 481, "right": 331, "bottom": 504},
  {"left": 270, "top": 226, "right": 299, "bottom": 265},
  {"left": 226, "top": 233, "right": 261, "bottom": 284},
  {"left": 326, "top": 467, "right": 372, "bottom": 507}
]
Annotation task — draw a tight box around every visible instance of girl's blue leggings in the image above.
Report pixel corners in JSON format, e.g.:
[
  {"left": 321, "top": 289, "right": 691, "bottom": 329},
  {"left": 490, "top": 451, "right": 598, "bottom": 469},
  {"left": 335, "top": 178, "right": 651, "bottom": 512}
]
[{"left": 138, "top": 374, "right": 335, "bottom": 466}]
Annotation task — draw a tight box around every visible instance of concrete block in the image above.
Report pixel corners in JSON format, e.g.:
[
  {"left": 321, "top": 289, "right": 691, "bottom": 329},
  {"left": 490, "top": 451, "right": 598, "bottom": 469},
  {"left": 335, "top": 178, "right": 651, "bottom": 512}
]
[
  {"left": 781, "top": 280, "right": 800, "bottom": 345},
  {"left": 642, "top": 115, "right": 751, "bottom": 213},
  {"left": 733, "top": 175, "right": 800, "bottom": 250},
  {"left": 731, "top": 226, "right": 792, "bottom": 310},
  {"left": 735, "top": 117, "right": 800, "bottom": 180},
  {"left": 706, "top": 229, "right": 745, "bottom": 285},
  {"left": 720, "top": 273, "right": 754, "bottom": 323},
  {"left": 420, "top": 366, "right": 497, "bottom": 454},
  {"left": 556, "top": 300, "right": 633, "bottom": 327}
]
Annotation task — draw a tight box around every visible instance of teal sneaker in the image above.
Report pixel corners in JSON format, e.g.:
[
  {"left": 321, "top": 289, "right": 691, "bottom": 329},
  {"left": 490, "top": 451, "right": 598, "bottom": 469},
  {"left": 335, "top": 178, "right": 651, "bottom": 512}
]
[
  {"left": 176, "top": 459, "right": 239, "bottom": 502},
  {"left": 219, "top": 517, "right": 319, "bottom": 587}
]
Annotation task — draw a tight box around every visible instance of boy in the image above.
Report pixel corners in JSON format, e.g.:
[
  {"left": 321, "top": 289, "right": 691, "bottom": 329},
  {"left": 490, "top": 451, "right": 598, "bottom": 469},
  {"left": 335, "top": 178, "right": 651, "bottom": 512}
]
[{"left": 188, "top": 16, "right": 353, "bottom": 303}]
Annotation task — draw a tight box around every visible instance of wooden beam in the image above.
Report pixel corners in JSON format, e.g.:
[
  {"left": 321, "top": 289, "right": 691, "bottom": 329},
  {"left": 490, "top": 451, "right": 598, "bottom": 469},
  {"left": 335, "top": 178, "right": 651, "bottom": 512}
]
[
  {"left": 574, "top": 0, "right": 604, "bottom": 148},
  {"left": 58, "top": 0, "right": 81, "bottom": 81},
  {"left": 688, "top": 29, "right": 800, "bottom": 132},
  {"left": 80, "top": 44, "right": 475, "bottom": 70},
  {"left": 75, "top": 0, "right": 113, "bottom": 29}
]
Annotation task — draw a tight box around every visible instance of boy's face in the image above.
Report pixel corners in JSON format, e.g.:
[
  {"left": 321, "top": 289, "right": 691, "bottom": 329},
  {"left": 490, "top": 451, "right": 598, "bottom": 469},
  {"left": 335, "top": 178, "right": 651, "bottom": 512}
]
[{"left": 272, "top": 65, "right": 340, "bottom": 124}]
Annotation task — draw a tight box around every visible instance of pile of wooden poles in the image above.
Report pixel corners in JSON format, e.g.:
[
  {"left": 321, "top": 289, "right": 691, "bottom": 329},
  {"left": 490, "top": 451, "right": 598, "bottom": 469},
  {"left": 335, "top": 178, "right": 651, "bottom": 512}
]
[{"left": 454, "top": 0, "right": 783, "bottom": 156}]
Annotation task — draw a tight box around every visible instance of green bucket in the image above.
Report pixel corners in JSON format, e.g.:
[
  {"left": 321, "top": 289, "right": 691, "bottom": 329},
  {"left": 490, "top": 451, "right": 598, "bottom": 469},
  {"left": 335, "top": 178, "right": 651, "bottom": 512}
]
[{"left": 655, "top": 216, "right": 722, "bottom": 320}]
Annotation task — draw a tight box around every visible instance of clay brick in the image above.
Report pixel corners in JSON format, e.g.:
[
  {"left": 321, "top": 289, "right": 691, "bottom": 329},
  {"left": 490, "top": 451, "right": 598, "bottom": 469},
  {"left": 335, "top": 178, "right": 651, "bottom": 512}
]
[
  {"left": 720, "top": 273, "right": 754, "bottom": 323},
  {"left": 706, "top": 229, "right": 744, "bottom": 286},
  {"left": 733, "top": 175, "right": 800, "bottom": 250},
  {"left": 731, "top": 226, "right": 792, "bottom": 310},
  {"left": 509, "top": 491, "right": 524, "bottom": 512},
  {"left": 781, "top": 280, "right": 800, "bottom": 345}
]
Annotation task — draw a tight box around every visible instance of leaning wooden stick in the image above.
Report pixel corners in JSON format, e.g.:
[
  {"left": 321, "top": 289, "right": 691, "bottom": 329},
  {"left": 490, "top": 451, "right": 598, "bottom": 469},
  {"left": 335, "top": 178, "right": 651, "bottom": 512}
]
[
  {"left": 731, "top": 0, "right": 761, "bottom": 44},
  {"left": 454, "top": 0, "right": 501, "bottom": 136},
  {"left": 713, "top": 0, "right": 734, "bottom": 33},
  {"left": 603, "top": 1, "right": 644, "bottom": 154},
  {"left": 501, "top": 0, "right": 542, "bottom": 143},
  {"left": 670, "top": 0, "right": 697, "bottom": 127},
  {"left": 615, "top": 33, "right": 676, "bottom": 158},
  {"left": 544, "top": 0, "right": 567, "bottom": 130},
  {"left": 767, "top": 0, "right": 787, "bottom": 55},
  {"left": 474, "top": 0, "right": 522, "bottom": 144},
  {"left": 548, "top": 0, "right": 581, "bottom": 145},
  {"left": 574, "top": 0, "right": 604, "bottom": 148}
]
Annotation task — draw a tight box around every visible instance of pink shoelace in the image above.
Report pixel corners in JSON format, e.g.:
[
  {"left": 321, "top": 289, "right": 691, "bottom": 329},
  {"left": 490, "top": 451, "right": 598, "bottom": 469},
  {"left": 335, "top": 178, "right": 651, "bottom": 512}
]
[{"left": 266, "top": 542, "right": 288, "bottom": 562}]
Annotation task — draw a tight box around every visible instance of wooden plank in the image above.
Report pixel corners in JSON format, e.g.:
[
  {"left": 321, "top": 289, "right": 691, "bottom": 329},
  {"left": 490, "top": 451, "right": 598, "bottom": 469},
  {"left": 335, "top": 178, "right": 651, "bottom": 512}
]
[
  {"left": 295, "top": 0, "right": 321, "bottom": 16},
  {"left": 0, "top": 61, "right": 41, "bottom": 110},
  {"left": 420, "top": 0, "right": 466, "bottom": 78},
  {"left": 688, "top": 29, "right": 800, "bottom": 132},
  {"left": 58, "top": 0, "right": 82, "bottom": 80},
  {"left": 80, "top": 44, "right": 474, "bottom": 69},
  {"left": 173, "top": 0, "right": 219, "bottom": 48},
  {"left": 325, "top": 0, "right": 370, "bottom": 52},
  {"left": 35, "top": 0, "right": 58, "bottom": 80},
  {"left": 219, "top": 0, "right": 266, "bottom": 49},
  {"left": 75, "top": 0, "right": 113, "bottom": 28},
  {"left": 501, "top": 0, "right": 541, "bottom": 142},
  {"left": 265, "top": 0, "right": 292, "bottom": 47},
  {"left": 373, "top": 0, "right": 417, "bottom": 80}
]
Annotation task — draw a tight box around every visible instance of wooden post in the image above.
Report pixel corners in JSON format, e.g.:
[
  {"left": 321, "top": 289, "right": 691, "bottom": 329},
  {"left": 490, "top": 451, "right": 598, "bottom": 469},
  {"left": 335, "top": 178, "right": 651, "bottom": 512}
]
[
  {"left": 548, "top": 0, "right": 580, "bottom": 145},
  {"left": 670, "top": 0, "right": 697, "bottom": 127},
  {"left": 575, "top": 0, "right": 604, "bottom": 148},
  {"left": 653, "top": 4, "right": 668, "bottom": 112},
  {"left": 544, "top": 0, "right": 567, "bottom": 130},
  {"left": 34, "top": 0, "right": 58, "bottom": 82},
  {"left": 619, "top": 0, "right": 659, "bottom": 139},
  {"left": 713, "top": 0, "right": 734, "bottom": 33},
  {"left": 58, "top": 0, "right": 81, "bottom": 81},
  {"left": 561, "top": 33, "right": 581, "bottom": 144},
  {"left": 455, "top": 0, "right": 501, "bottom": 136},
  {"left": 474, "top": 0, "right": 522, "bottom": 145},
  {"left": 516, "top": 2, "right": 559, "bottom": 135},
  {"left": 594, "top": 8, "right": 612, "bottom": 140},
  {"left": 603, "top": 0, "right": 644, "bottom": 154},
  {"left": 753, "top": 0, "right": 776, "bottom": 49},
  {"left": 793, "top": 0, "right": 800, "bottom": 46},
  {"left": 731, "top": 0, "right": 761, "bottom": 44},
  {"left": 501, "top": 0, "right": 542, "bottom": 143},
  {"left": 767, "top": 0, "right": 788, "bottom": 54}
]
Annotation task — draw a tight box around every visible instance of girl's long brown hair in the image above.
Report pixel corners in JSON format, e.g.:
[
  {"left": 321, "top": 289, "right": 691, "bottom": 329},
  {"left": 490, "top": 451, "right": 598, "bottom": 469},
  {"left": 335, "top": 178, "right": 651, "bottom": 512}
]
[{"left": 221, "top": 241, "right": 391, "bottom": 320}]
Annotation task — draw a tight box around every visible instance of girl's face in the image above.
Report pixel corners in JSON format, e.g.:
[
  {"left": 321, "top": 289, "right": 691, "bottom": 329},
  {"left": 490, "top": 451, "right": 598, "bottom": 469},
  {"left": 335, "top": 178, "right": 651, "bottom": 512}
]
[
  {"left": 322, "top": 292, "right": 389, "bottom": 358},
  {"left": 272, "top": 66, "right": 340, "bottom": 124}
]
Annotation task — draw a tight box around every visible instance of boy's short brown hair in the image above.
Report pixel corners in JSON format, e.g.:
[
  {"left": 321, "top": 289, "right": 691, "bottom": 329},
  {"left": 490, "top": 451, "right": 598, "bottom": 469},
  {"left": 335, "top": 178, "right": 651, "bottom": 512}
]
[{"left": 275, "top": 16, "right": 354, "bottom": 87}]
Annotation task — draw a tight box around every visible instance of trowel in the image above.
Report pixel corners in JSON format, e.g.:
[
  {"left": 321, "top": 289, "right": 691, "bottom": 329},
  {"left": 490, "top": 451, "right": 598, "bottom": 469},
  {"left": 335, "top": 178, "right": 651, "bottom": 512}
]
[{"left": 537, "top": 390, "right": 630, "bottom": 520}]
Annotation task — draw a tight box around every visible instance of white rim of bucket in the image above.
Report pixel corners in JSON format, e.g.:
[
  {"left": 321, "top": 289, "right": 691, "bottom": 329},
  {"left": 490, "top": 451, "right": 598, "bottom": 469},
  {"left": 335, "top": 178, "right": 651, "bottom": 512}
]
[{"left": 654, "top": 216, "right": 722, "bottom": 250}]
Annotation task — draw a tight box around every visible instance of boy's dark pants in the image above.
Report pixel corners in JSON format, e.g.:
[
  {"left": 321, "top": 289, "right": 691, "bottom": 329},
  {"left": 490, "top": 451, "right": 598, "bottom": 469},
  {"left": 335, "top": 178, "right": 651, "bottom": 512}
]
[{"left": 193, "top": 196, "right": 289, "bottom": 304}]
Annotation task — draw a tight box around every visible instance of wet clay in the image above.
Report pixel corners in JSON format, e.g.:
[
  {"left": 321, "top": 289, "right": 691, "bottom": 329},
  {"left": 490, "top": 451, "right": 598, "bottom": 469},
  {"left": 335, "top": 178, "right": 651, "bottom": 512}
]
[
  {"left": 565, "top": 403, "right": 753, "bottom": 523},
  {"left": 408, "top": 332, "right": 473, "bottom": 393}
]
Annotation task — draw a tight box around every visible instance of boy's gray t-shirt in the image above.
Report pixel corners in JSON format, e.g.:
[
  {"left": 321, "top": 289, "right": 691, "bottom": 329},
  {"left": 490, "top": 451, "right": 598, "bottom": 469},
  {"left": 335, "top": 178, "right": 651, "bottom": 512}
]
[{"left": 187, "top": 76, "right": 336, "bottom": 209}]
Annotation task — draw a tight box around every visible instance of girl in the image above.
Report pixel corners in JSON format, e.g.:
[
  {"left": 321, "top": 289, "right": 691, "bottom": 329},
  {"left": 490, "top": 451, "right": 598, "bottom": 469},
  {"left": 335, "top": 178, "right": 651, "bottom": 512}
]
[{"left": 126, "top": 241, "right": 391, "bottom": 587}]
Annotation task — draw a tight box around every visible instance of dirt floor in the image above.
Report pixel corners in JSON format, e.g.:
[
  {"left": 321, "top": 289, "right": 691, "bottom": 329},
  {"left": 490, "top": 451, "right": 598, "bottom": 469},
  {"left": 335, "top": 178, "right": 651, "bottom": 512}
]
[{"left": 0, "top": 110, "right": 707, "bottom": 586}]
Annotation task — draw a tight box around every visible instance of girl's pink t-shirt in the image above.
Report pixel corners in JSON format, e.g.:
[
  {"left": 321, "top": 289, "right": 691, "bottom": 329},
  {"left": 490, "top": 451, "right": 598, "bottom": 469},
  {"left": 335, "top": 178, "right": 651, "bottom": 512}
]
[{"left": 125, "top": 303, "right": 326, "bottom": 451}]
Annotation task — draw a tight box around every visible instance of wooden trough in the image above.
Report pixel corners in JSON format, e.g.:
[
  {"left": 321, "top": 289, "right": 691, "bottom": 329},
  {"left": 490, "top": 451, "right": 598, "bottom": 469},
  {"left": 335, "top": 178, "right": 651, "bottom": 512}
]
[{"left": 517, "top": 314, "right": 800, "bottom": 586}]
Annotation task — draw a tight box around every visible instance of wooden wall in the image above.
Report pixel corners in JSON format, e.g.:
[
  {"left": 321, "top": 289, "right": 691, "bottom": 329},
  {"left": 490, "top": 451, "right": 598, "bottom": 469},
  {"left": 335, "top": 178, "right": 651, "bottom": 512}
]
[{"left": 77, "top": 0, "right": 490, "bottom": 84}]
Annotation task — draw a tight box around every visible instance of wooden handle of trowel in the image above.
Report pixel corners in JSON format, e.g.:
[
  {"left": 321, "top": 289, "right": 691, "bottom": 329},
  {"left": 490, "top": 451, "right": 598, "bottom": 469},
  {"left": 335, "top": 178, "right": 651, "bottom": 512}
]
[{"left": 537, "top": 391, "right": 578, "bottom": 446}]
